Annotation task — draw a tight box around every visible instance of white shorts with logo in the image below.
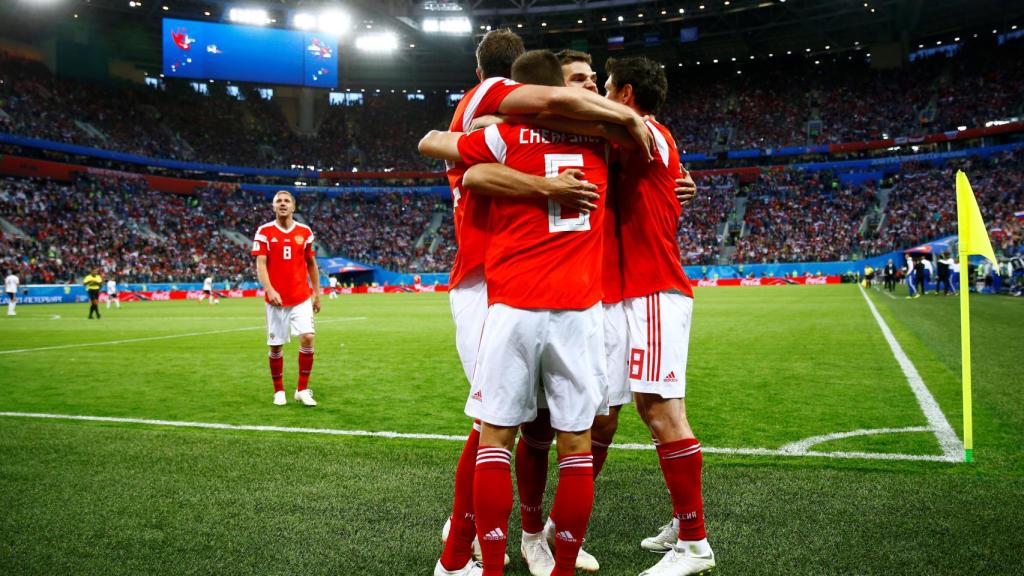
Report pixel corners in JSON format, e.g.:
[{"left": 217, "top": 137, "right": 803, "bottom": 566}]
[
  {"left": 466, "top": 303, "right": 606, "bottom": 432},
  {"left": 265, "top": 298, "right": 315, "bottom": 346},
  {"left": 449, "top": 273, "right": 488, "bottom": 383},
  {"left": 624, "top": 291, "right": 693, "bottom": 398},
  {"left": 603, "top": 302, "right": 632, "bottom": 407}
]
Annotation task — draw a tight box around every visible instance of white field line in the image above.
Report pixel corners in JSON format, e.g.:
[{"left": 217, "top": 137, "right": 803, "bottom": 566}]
[
  {"left": 0, "top": 412, "right": 958, "bottom": 463},
  {"left": 858, "top": 285, "right": 963, "bottom": 459},
  {"left": 0, "top": 317, "right": 368, "bottom": 355},
  {"left": 778, "top": 426, "right": 932, "bottom": 454}
]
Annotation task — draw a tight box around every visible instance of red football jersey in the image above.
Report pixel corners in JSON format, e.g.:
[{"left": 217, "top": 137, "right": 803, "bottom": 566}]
[
  {"left": 617, "top": 119, "right": 694, "bottom": 299},
  {"left": 446, "top": 77, "right": 524, "bottom": 288},
  {"left": 251, "top": 220, "right": 316, "bottom": 306},
  {"left": 457, "top": 123, "right": 608, "bottom": 310},
  {"left": 602, "top": 184, "right": 624, "bottom": 304}
]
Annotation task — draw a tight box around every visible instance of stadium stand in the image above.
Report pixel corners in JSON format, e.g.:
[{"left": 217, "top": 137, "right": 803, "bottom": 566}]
[
  {"left": 3, "top": 40, "right": 1023, "bottom": 169},
  {"left": 2, "top": 151, "right": 1020, "bottom": 283}
]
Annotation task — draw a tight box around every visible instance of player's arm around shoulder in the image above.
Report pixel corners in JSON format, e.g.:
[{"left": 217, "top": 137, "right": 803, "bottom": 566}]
[
  {"left": 463, "top": 164, "right": 598, "bottom": 212},
  {"left": 418, "top": 130, "right": 464, "bottom": 162}
]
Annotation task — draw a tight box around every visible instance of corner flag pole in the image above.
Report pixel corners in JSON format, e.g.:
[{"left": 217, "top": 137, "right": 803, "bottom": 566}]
[
  {"left": 955, "top": 170, "right": 998, "bottom": 463},
  {"left": 957, "top": 239, "right": 973, "bottom": 463}
]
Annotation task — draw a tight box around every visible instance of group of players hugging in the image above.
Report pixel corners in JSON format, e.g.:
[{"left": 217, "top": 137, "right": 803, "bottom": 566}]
[
  {"left": 248, "top": 27, "right": 713, "bottom": 576},
  {"left": 420, "top": 30, "right": 715, "bottom": 576}
]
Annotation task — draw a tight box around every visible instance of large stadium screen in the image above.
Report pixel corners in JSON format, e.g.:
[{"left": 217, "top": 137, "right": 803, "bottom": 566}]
[{"left": 162, "top": 19, "right": 339, "bottom": 88}]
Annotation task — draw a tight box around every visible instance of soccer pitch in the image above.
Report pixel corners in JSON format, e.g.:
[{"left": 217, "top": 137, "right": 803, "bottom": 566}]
[{"left": 1, "top": 285, "right": 1022, "bottom": 575}]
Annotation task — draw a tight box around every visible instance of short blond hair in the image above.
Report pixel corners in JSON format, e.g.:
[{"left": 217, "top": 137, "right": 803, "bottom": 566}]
[{"left": 273, "top": 190, "right": 296, "bottom": 204}]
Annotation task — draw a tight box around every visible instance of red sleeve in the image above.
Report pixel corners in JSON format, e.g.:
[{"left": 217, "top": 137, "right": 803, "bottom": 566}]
[
  {"left": 475, "top": 79, "right": 524, "bottom": 117},
  {"left": 252, "top": 228, "right": 269, "bottom": 257},
  {"left": 457, "top": 123, "right": 510, "bottom": 167}
]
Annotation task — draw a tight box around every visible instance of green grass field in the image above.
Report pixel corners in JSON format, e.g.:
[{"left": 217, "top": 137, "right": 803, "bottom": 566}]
[{"left": 1, "top": 285, "right": 1022, "bottom": 575}]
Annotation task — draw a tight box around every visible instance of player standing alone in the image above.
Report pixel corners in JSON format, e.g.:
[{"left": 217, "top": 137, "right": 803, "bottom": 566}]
[
  {"left": 106, "top": 277, "right": 120, "bottom": 309},
  {"left": 5, "top": 270, "right": 19, "bottom": 316},
  {"left": 328, "top": 275, "right": 339, "bottom": 299},
  {"left": 200, "top": 276, "right": 216, "bottom": 305},
  {"left": 252, "top": 191, "right": 322, "bottom": 407},
  {"left": 84, "top": 269, "right": 103, "bottom": 319}
]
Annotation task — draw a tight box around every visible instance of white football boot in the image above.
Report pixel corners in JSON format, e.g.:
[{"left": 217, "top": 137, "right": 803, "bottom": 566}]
[
  {"left": 442, "top": 516, "right": 509, "bottom": 567},
  {"left": 544, "top": 517, "right": 599, "bottom": 572},
  {"left": 520, "top": 530, "right": 556, "bottom": 576},
  {"left": 433, "top": 559, "right": 483, "bottom": 576},
  {"left": 294, "top": 389, "right": 317, "bottom": 406},
  {"left": 272, "top": 391, "right": 286, "bottom": 406},
  {"left": 641, "top": 518, "right": 679, "bottom": 553},
  {"left": 639, "top": 542, "right": 715, "bottom": 576}
]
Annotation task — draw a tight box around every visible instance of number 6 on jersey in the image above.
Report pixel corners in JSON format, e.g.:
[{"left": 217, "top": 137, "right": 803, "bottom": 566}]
[{"left": 546, "top": 154, "right": 590, "bottom": 233}]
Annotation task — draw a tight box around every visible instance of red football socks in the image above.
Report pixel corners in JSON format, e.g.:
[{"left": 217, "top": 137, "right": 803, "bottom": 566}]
[
  {"left": 550, "top": 452, "right": 595, "bottom": 576},
  {"left": 297, "top": 347, "right": 314, "bottom": 391},
  {"left": 268, "top": 350, "right": 284, "bottom": 393},
  {"left": 656, "top": 438, "right": 706, "bottom": 541},
  {"left": 515, "top": 432, "right": 551, "bottom": 534},
  {"left": 439, "top": 423, "right": 480, "bottom": 571},
  {"left": 474, "top": 446, "right": 513, "bottom": 576}
]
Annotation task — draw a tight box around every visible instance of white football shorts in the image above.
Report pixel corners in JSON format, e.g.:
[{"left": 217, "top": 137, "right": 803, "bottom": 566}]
[
  {"left": 603, "top": 301, "right": 632, "bottom": 407},
  {"left": 624, "top": 291, "right": 694, "bottom": 398},
  {"left": 265, "top": 298, "right": 315, "bottom": 346},
  {"left": 449, "top": 272, "right": 488, "bottom": 383},
  {"left": 466, "top": 303, "right": 606, "bottom": 432}
]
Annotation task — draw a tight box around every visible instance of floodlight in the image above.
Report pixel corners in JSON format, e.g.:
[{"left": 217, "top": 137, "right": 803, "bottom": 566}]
[
  {"left": 293, "top": 12, "right": 316, "bottom": 30},
  {"left": 318, "top": 10, "right": 351, "bottom": 34},
  {"left": 355, "top": 32, "right": 398, "bottom": 53},
  {"left": 228, "top": 8, "right": 271, "bottom": 26},
  {"left": 422, "top": 17, "right": 471, "bottom": 34}
]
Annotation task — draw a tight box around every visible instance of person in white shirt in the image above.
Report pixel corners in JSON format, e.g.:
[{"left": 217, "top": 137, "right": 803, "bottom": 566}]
[
  {"left": 200, "top": 276, "right": 216, "bottom": 304},
  {"left": 328, "top": 275, "right": 339, "bottom": 299},
  {"left": 4, "top": 271, "right": 19, "bottom": 316},
  {"left": 105, "top": 278, "right": 120, "bottom": 309}
]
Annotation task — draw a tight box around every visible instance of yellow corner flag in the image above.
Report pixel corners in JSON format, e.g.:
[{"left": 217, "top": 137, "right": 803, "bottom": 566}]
[{"left": 955, "top": 170, "right": 999, "bottom": 463}]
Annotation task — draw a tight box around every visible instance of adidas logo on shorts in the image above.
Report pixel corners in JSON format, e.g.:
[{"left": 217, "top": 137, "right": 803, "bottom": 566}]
[
  {"left": 664, "top": 371, "right": 678, "bottom": 383},
  {"left": 482, "top": 528, "right": 505, "bottom": 541},
  {"left": 471, "top": 390, "right": 483, "bottom": 402}
]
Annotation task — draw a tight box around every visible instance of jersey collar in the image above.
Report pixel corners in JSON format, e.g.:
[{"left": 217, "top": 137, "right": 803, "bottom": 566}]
[{"left": 274, "top": 220, "right": 298, "bottom": 234}]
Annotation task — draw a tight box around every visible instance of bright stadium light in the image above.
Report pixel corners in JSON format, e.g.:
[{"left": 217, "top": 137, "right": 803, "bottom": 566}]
[
  {"left": 355, "top": 32, "right": 398, "bottom": 53},
  {"left": 422, "top": 17, "right": 472, "bottom": 34},
  {"left": 293, "top": 12, "right": 316, "bottom": 30},
  {"left": 229, "top": 8, "right": 271, "bottom": 26},
  {"left": 318, "top": 10, "right": 352, "bottom": 34}
]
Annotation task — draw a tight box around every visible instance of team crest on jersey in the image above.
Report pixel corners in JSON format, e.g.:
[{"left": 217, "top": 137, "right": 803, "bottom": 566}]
[{"left": 294, "top": 235, "right": 304, "bottom": 244}]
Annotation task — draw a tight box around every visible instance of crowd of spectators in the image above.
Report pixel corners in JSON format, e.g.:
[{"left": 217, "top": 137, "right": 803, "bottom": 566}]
[
  {"left": 0, "top": 175, "right": 266, "bottom": 284},
  {"left": 0, "top": 175, "right": 453, "bottom": 283},
  {"left": 733, "top": 171, "right": 879, "bottom": 263},
  {"left": 1, "top": 151, "right": 1020, "bottom": 283},
  {"left": 663, "top": 40, "right": 1024, "bottom": 153},
  {"left": 868, "top": 153, "right": 1024, "bottom": 257},
  {"left": 3, "top": 39, "right": 1022, "bottom": 171},
  {"left": 678, "top": 174, "right": 736, "bottom": 265},
  {"left": 2, "top": 35, "right": 1023, "bottom": 281}
]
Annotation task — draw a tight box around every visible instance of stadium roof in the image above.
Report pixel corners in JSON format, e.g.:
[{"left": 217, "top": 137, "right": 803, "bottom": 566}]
[{"left": 2, "top": 0, "right": 1023, "bottom": 87}]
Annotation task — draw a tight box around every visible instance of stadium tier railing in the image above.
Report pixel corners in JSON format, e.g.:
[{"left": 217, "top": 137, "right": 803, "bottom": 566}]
[{"left": 3, "top": 120, "right": 1022, "bottom": 181}]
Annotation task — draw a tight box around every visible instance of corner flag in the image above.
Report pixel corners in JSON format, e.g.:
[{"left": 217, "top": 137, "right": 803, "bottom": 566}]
[{"left": 955, "top": 170, "right": 998, "bottom": 463}]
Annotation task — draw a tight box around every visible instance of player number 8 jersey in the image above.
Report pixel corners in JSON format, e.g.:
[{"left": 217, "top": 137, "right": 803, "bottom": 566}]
[{"left": 252, "top": 221, "right": 316, "bottom": 307}]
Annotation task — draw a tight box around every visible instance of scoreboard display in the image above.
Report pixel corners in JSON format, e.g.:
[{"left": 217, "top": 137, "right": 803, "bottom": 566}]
[{"left": 162, "top": 19, "right": 339, "bottom": 88}]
